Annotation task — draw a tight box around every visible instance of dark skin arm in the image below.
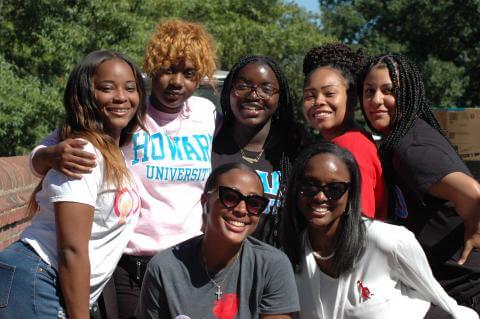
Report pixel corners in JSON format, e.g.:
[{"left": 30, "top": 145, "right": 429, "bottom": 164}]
[
  {"left": 260, "top": 314, "right": 294, "bottom": 319},
  {"left": 32, "top": 139, "right": 96, "bottom": 179},
  {"left": 428, "top": 172, "right": 480, "bottom": 264},
  {"left": 55, "top": 201, "right": 94, "bottom": 319}
]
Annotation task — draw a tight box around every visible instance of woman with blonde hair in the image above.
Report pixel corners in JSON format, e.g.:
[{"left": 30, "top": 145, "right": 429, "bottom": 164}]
[{"left": 29, "top": 19, "right": 218, "bottom": 317}]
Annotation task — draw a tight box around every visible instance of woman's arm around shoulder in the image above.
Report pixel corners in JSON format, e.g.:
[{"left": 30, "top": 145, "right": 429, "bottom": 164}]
[{"left": 31, "top": 132, "right": 97, "bottom": 179}]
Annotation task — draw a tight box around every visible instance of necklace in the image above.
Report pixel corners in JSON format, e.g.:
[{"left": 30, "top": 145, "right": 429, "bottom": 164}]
[
  {"left": 234, "top": 128, "right": 272, "bottom": 164},
  {"left": 202, "top": 253, "right": 240, "bottom": 301},
  {"left": 312, "top": 250, "right": 335, "bottom": 261},
  {"left": 239, "top": 147, "right": 265, "bottom": 164},
  {"left": 162, "top": 112, "right": 184, "bottom": 142}
]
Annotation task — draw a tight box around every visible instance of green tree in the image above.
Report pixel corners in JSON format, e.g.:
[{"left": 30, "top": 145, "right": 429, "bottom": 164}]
[
  {"left": 0, "top": 0, "right": 333, "bottom": 155},
  {"left": 319, "top": 0, "right": 480, "bottom": 107},
  {"left": 0, "top": 0, "right": 159, "bottom": 155},
  {"left": 0, "top": 55, "right": 62, "bottom": 155},
  {"left": 155, "top": 0, "right": 334, "bottom": 102}
]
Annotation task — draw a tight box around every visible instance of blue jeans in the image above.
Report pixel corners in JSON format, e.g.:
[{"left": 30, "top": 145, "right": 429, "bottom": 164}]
[{"left": 0, "top": 241, "right": 67, "bottom": 319}]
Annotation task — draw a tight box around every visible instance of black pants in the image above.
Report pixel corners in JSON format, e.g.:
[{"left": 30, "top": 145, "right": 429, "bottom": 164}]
[
  {"left": 423, "top": 304, "right": 453, "bottom": 319},
  {"left": 112, "top": 254, "right": 152, "bottom": 319},
  {"left": 90, "top": 276, "right": 119, "bottom": 319}
]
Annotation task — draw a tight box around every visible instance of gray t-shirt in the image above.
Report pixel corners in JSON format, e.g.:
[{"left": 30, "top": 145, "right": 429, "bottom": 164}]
[{"left": 136, "top": 235, "right": 300, "bottom": 319}]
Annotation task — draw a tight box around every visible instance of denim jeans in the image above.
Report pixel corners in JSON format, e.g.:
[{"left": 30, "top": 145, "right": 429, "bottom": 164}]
[{"left": 0, "top": 241, "right": 66, "bottom": 319}]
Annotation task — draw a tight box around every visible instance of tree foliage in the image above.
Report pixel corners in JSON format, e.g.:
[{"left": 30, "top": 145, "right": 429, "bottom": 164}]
[
  {"left": 319, "top": 0, "right": 480, "bottom": 107},
  {"left": 0, "top": 56, "right": 62, "bottom": 155},
  {"left": 154, "top": 0, "right": 334, "bottom": 103},
  {"left": 0, "top": 0, "right": 332, "bottom": 155}
]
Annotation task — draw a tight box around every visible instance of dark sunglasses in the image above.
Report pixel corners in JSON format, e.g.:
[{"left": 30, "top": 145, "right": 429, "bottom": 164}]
[
  {"left": 210, "top": 186, "right": 269, "bottom": 216},
  {"left": 298, "top": 181, "right": 350, "bottom": 200}
]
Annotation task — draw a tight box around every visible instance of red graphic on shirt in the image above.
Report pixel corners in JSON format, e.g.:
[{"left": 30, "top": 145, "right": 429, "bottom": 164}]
[
  {"left": 212, "top": 293, "right": 238, "bottom": 319},
  {"left": 114, "top": 187, "right": 139, "bottom": 224},
  {"left": 357, "top": 280, "right": 374, "bottom": 301}
]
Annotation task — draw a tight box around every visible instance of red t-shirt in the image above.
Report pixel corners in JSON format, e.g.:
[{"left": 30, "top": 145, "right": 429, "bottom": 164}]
[{"left": 332, "top": 130, "right": 387, "bottom": 219}]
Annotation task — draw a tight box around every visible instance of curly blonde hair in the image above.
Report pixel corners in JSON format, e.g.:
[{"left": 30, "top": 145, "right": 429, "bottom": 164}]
[{"left": 144, "top": 19, "right": 217, "bottom": 85}]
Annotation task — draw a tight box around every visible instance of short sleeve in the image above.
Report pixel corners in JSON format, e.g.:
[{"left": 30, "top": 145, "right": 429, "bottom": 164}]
[
  {"left": 393, "top": 121, "right": 470, "bottom": 198},
  {"left": 260, "top": 252, "right": 300, "bottom": 315},
  {"left": 42, "top": 142, "right": 102, "bottom": 207},
  {"left": 333, "top": 131, "right": 385, "bottom": 218}
]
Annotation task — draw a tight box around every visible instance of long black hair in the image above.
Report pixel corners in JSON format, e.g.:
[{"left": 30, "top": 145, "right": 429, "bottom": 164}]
[
  {"left": 281, "top": 142, "right": 366, "bottom": 275},
  {"left": 358, "top": 53, "right": 448, "bottom": 159},
  {"left": 63, "top": 50, "right": 147, "bottom": 147},
  {"left": 218, "top": 54, "right": 302, "bottom": 168},
  {"left": 29, "top": 50, "right": 147, "bottom": 215},
  {"left": 358, "top": 54, "right": 454, "bottom": 220},
  {"left": 220, "top": 55, "right": 294, "bottom": 135},
  {"left": 303, "top": 43, "right": 365, "bottom": 126},
  {"left": 217, "top": 55, "right": 305, "bottom": 246}
]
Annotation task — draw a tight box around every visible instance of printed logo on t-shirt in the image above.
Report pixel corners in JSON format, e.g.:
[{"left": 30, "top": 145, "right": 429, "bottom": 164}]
[
  {"left": 114, "top": 187, "right": 140, "bottom": 224},
  {"left": 394, "top": 185, "right": 409, "bottom": 219},
  {"left": 257, "top": 170, "right": 281, "bottom": 215},
  {"left": 129, "top": 131, "right": 212, "bottom": 182},
  {"left": 212, "top": 293, "right": 238, "bottom": 319}
]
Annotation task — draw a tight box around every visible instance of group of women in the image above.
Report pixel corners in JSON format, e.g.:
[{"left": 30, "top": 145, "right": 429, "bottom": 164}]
[{"left": 0, "top": 18, "right": 479, "bottom": 319}]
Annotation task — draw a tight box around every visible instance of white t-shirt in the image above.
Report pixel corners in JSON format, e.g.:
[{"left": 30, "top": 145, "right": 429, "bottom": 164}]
[
  {"left": 22, "top": 141, "right": 140, "bottom": 305},
  {"left": 295, "top": 220, "right": 478, "bottom": 319}
]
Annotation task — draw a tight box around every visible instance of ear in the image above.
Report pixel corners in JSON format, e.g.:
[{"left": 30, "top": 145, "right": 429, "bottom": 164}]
[
  {"left": 200, "top": 194, "right": 208, "bottom": 233},
  {"left": 200, "top": 194, "right": 208, "bottom": 214}
]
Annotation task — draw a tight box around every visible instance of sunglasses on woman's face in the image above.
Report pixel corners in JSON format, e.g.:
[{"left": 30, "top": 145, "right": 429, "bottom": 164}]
[
  {"left": 211, "top": 186, "right": 269, "bottom": 216},
  {"left": 298, "top": 181, "right": 350, "bottom": 200}
]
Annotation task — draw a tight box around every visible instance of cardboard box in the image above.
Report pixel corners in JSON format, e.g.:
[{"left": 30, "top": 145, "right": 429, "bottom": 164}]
[
  {"left": 433, "top": 108, "right": 480, "bottom": 161},
  {"left": 433, "top": 108, "right": 480, "bottom": 179}
]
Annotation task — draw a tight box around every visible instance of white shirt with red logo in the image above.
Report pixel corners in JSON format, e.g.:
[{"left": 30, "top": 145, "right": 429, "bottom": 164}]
[
  {"left": 22, "top": 141, "right": 140, "bottom": 305},
  {"left": 295, "top": 220, "right": 478, "bottom": 319}
]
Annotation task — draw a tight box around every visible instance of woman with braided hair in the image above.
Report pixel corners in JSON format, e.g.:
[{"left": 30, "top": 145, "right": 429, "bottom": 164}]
[
  {"left": 301, "top": 43, "right": 387, "bottom": 219},
  {"left": 212, "top": 55, "right": 305, "bottom": 247},
  {"left": 360, "top": 53, "right": 480, "bottom": 312}
]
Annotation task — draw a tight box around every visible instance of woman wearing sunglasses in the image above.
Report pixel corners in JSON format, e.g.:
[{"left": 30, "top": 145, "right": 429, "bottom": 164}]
[
  {"left": 136, "top": 162, "right": 300, "bottom": 319},
  {"left": 281, "top": 142, "right": 477, "bottom": 319},
  {"left": 213, "top": 55, "right": 304, "bottom": 248}
]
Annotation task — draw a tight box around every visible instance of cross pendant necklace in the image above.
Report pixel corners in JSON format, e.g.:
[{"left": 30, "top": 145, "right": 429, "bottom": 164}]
[
  {"left": 214, "top": 285, "right": 223, "bottom": 301},
  {"left": 201, "top": 249, "right": 240, "bottom": 301},
  {"left": 205, "top": 269, "right": 227, "bottom": 301}
]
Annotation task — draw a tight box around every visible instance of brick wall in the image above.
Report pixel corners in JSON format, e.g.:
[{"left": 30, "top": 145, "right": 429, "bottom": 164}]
[{"left": 0, "top": 156, "right": 39, "bottom": 250}]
